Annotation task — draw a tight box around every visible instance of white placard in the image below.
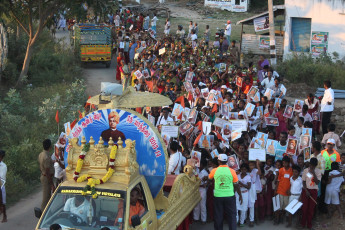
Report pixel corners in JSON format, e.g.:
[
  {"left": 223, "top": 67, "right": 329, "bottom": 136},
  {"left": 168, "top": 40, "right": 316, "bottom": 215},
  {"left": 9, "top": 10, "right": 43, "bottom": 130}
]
[
  {"left": 273, "top": 195, "right": 280, "bottom": 212},
  {"left": 159, "top": 47, "right": 166, "bottom": 55},
  {"left": 213, "top": 117, "right": 227, "bottom": 128},
  {"left": 230, "top": 120, "right": 247, "bottom": 132},
  {"left": 249, "top": 148, "right": 266, "bottom": 162},
  {"left": 161, "top": 125, "right": 179, "bottom": 138},
  {"left": 119, "top": 42, "right": 124, "bottom": 49},
  {"left": 285, "top": 199, "right": 303, "bottom": 215}
]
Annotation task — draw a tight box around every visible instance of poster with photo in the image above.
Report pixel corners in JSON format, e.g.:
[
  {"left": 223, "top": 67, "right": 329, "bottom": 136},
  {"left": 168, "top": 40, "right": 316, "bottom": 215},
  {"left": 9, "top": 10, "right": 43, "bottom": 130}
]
[
  {"left": 256, "top": 132, "right": 268, "bottom": 148},
  {"left": 221, "top": 103, "right": 229, "bottom": 117},
  {"left": 179, "top": 121, "right": 193, "bottom": 135},
  {"left": 266, "top": 139, "right": 278, "bottom": 156},
  {"left": 222, "top": 123, "right": 232, "bottom": 138},
  {"left": 229, "top": 112, "right": 239, "bottom": 120},
  {"left": 194, "top": 87, "right": 201, "bottom": 98},
  {"left": 228, "top": 155, "right": 239, "bottom": 171},
  {"left": 264, "top": 88, "right": 274, "bottom": 100},
  {"left": 201, "top": 88, "right": 209, "bottom": 98},
  {"left": 207, "top": 92, "right": 217, "bottom": 103},
  {"left": 265, "top": 117, "right": 279, "bottom": 126},
  {"left": 311, "top": 44, "right": 328, "bottom": 57},
  {"left": 185, "top": 71, "right": 194, "bottom": 82},
  {"left": 254, "top": 16, "right": 269, "bottom": 32},
  {"left": 211, "top": 149, "right": 219, "bottom": 159},
  {"left": 198, "top": 135, "right": 212, "bottom": 149},
  {"left": 303, "top": 147, "right": 312, "bottom": 162},
  {"left": 236, "top": 76, "right": 243, "bottom": 87},
  {"left": 184, "top": 81, "right": 194, "bottom": 93},
  {"left": 311, "top": 31, "right": 329, "bottom": 45},
  {"left": 300, "top": 135, "right": 311, "bottom": 150},
  {"left": 312, "top": 111, "right": 320, "bottom": 121},
  {"left": 187, "top": 108, "right": 198, "bottom": 124},
  {"left": 294, "top": 99, "right": 304, "bottom": 113},
  {"left": 286, "top": 138, "right": 298, "bottom": 155},
  {"left": 259, "top": 36, "right": 270, "bottom": 49},
  {"left": 182, "top": 107, "right": 190, "bottom": 121},
  {"left": 283, "top": 105, "right": 294, "bottom": 119},
  {"left": 191, "top": 150, "right": 201, "bottom": 167},
  {"left": 256, "top": 106, "right": 264, "bottom": 118},
  {"left": 219, "top": 63, "right": 227, "bottom": 72},
  {"left": 172, "top": 103, "right": 184, "bottom": 120},
  {"left": 244, "top": 103, "right": 256, "bottom": 117},
  {"left": 142, "top": 69, "right": 150, "bottom": 78},
  {"left": 231, "top": 130, "right": 242, "bottom": 141},
  {"left": 134, "top": 70, "right": 143, "bottom": 79},
  {"left": 253, "top": 92, "right": 261, "bottom": 103},
  {"left": 274, "top": 98, "right": 282, "bottom": 109},
  {"left": 161, "top": 133, "right": 171, "bottom": 147},
  {"left": 302, "top": 128, "right": 312, "bottom": 137}
]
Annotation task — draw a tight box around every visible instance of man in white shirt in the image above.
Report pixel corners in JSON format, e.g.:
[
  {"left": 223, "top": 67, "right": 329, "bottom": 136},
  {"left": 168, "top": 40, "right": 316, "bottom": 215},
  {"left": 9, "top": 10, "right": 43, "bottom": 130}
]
[
  {"left": 193, "top": 160, "right": 209, "bottom": 224},
  {"left": 164, "top": 18, "right": 170, "bottom": 35},
  {"left": 260, "top": 71, "right": 275, "bottom": 92},
  {"left": 156, "top": 108, "right": 174, "bottom": 127},
  {"left": 225, "top": 20, "right": 232, "bottom": 44},
  {"left": 168, "top": 141, "right": 182, "bottom": 175},
  {"left": 151, "top": 14, "right": 158, "bottom": 33},
  {"left": 0, "top": 150, "right": 7, "bottom": 222},
  {"left": 320, "top": 80, "right": 334, "bottom": 135},
  {"left": 63, "top": 196, "right": 93, "bottom": 223}
]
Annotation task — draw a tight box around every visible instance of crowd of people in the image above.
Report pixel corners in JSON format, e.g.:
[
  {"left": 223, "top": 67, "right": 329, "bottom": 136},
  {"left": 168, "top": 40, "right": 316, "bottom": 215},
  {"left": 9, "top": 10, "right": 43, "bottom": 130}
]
[{"left": 108, "top": 10, "right": 344, "bottom": 230}]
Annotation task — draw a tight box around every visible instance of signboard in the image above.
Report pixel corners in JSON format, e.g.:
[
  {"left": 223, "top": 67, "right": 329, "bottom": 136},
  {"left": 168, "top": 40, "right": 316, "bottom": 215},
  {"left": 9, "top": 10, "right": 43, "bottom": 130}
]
[
  {"left": 259, "top": 36, "right": 270, "bottom": 48},
  {"left": 254, "top": 16, "right": 269, "bottom": 32},
  {"left": 311, "top": 31, "right": 329, "bottom": 57},
  {"left": 204, "top": 0, "right": 248, "bottom": 12},
  {"left": 65, "top": 109, "right": 166, "bottom": 198}
]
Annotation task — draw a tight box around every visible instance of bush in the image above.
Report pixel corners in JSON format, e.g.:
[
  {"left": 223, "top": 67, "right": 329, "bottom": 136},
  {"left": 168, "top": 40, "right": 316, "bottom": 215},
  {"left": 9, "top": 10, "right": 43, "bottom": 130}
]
[
  {"left": 277, "top": 53, "right": 345, "bottom": 88},
  {"left": 0, "top": 24, "right": 87, "bottom": 205}
]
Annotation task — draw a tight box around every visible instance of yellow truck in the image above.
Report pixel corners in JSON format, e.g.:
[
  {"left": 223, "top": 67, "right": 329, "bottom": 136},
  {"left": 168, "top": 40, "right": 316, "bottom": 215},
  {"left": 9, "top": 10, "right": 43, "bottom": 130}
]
[
  {"left": 73, "top": 24, "right": 112, "bottom": 68},
  {"left": 34, "top": 88, "right": 201, "bottom": 230}
]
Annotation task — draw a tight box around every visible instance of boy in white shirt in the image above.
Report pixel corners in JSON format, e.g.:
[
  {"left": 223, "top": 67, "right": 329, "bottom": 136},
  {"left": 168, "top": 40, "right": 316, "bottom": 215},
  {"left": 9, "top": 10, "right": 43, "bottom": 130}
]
[
  {"left": 0, "top": 150, "right": 7, "bottom": 222},
  {"left": 193, "top": 160, "right": 209, "bottom": 224},
  {"left": 287, "top": 165, "right": 303, "bottom": 227},
  {"left": 325, "top": 162, "right": 344, "bottom": 219}
]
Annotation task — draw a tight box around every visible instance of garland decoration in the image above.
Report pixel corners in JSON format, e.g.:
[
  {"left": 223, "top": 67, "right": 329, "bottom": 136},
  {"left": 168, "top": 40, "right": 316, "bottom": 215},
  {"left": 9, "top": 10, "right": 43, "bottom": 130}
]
[{"left": 74, "top": 144, "right": 117, "bottom": 198}]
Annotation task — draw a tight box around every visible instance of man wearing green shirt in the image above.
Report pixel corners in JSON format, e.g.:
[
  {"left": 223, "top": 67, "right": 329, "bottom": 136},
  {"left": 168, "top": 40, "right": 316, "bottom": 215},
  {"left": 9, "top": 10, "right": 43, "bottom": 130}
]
[{"left": 209, "top": 154, "right": 242, "bottom": 230}]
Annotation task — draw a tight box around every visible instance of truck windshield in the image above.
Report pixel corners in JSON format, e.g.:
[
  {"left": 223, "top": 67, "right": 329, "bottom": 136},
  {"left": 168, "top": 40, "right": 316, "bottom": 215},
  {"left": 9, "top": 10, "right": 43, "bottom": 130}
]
[{"left": 38, "top": 186, "right": 126, "bottom": 230}]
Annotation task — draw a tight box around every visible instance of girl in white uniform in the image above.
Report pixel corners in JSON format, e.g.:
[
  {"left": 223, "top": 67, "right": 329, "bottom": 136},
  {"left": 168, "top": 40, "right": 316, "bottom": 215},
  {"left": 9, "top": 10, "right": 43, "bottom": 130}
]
[
  {"left": 236, "top": 163, "right": 251, "bottom": 226},
  {"left": 248, "top": 160, "right": 262, "bottom": 227}
]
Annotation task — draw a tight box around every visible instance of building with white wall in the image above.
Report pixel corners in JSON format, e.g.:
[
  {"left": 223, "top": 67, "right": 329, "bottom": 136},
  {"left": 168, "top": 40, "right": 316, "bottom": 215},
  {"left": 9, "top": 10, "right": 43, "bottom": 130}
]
[
  {"left": 204, "top": 0, "right": 249, "bottom": 12},
  {"left": 283, "top": 0, "right": 345, "bottom": 60}
]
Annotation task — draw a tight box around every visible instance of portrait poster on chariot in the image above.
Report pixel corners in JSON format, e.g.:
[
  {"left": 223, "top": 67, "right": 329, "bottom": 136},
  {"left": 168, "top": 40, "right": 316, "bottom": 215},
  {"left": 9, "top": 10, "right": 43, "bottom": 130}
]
[{"left": 64, "top": 109, "right": 166, "bottom": 198}]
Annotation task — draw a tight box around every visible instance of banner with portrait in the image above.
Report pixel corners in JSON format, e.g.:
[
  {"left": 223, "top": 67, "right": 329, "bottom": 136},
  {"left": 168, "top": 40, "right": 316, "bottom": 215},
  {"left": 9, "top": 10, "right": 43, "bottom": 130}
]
[
  {"left": 64, "top": 109, "right": 167, "bottom": 198},
  {"left": 253, "top": 16, "right": 269, "bottom": 32}
]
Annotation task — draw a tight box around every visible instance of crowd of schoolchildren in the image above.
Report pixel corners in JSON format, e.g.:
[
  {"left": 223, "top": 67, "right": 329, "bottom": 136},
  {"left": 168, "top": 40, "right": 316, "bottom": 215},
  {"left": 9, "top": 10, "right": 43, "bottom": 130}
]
[{"left": 85, "top": 10, "right": 345, "bottom": 230}]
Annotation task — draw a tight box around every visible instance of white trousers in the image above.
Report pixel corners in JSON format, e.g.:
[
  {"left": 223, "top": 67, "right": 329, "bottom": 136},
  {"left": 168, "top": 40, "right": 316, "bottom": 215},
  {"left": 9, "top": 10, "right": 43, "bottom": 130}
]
[
  {"left": 193, "top": 187, "right": 207, "bottom": 222},
  {"left": 249, "top": 207, "right": 254, "bottom": 221}
]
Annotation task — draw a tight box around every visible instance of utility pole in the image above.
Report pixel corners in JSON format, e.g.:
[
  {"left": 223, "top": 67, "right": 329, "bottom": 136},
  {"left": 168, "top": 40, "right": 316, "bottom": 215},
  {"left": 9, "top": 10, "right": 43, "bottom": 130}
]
[{"left": 268, "top": 0, "right": 277, "bottom": 66}]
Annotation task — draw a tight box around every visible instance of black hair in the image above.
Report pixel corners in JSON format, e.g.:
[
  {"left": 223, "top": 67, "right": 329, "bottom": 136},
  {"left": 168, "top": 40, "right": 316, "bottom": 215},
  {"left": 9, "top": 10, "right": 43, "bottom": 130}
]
[
  {"left": 341, "top": 153, "right": 345, "bottom": 157},
  {"left": 324, "top": 80, "right": 331, "bottom": 88},
  {"left": 328, "top": 123, "right": 336, "bottom": 132},
  {"left": 313, "top": 141, "right": 322, "bottom": 152},
  {"left": 50, "top": 224, "right": 62, "bottom": 230},
  {"left": 211, "top": 157, "right": 219, "bottom": 167},
  {"left": 240, "top": 163, "right": 249, "bottom": 171},
  {"left": 101, "top": 228, "right": 111, "bottom": 230},
  {"left": 43, "top": 139, "right": 52, "bottom": 151},
  {"left": 170, "top": 141, "right": 179, "bottom": 152},
  {"left": 282, "top": 155, "right": 290, "bottom": 163},
  {"left": 288, "top": 125, "right": 295, "bottom": 131},
  {"left": 276, "top": 159, "right": 282, "bottom": 166},
  {"left": 310, "top": 157, "right": 318, "bottom": 167},
  {"left": 292, "top": 165, "right": 301, "bottom": 173},
  {"left": 200, "top": 159, "right": 208, "bottom": 168},
  {"left": 331, "top": 162, "right": 339, "bottom": 170},
  {"left": 297, "top": 154, "right": 304, "bottom": 159},
  {"left": 280, "top": 131, "right": 288, "bottom": 138},
  {"left": 302, "top": 104, "right": 308, "bottom": 110},
  {"left": 298, "top": 116, "right": 305, "bottom": 123},
  {"left": 304, "top": 121, "right": 313, "bottom": 128},
  {"left": 0, "top": 150, "right": 5, "bottom": 158}
]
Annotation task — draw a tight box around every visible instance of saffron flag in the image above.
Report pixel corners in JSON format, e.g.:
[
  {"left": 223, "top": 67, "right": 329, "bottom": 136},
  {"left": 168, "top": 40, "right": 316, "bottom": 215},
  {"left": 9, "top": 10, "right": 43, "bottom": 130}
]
[{"left": 55, "top": 110, "right": 59, "bottom": 123}]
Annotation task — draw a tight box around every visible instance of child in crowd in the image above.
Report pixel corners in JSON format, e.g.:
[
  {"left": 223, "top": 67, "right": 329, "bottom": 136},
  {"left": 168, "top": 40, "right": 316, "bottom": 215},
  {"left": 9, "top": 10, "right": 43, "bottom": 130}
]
[
  {"left": 264, "top": 156, "right": 275, "bottom": 219},
  {"left": 248, "top": 160, "right": 262, "bottom": 226},
  {"left": 297, "top": 155, "right": 305, "bottom": 176},
  {"left": 236, "top": 163, "right": 251, "bottom": 226},
  {"left": 288, "top": 125, "right": 296, "bottom": 139},
  {"left": 301, "top": 158, "right": 321, "bottom": 229},
  {"left": 193, "top": 160, "right": 209, "bottom": 224},
  {"left": 325, "top": 162, "right": 344, "bottom": 219},
  {"left": 275, "top": 156, "right": 292, "bottom": 225},
  {"left": 287, "top": 165, "right": 302, "bottom": 227}
]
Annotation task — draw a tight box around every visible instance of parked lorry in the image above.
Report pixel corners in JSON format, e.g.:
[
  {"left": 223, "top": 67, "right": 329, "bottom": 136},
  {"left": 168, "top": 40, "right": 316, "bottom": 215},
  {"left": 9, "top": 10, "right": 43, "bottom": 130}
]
[
  {"left": 73, "top": 24, "right": 112, "bottom": 68},
  {"left": 35, "top": 88, "right": 201, "bottom": 230}
]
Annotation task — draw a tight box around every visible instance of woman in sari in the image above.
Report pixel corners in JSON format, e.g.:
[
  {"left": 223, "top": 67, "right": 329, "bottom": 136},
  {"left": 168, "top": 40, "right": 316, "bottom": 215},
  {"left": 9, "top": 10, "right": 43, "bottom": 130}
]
[{"left": 257, "top": 55, "right": 269, "bottom": 82}]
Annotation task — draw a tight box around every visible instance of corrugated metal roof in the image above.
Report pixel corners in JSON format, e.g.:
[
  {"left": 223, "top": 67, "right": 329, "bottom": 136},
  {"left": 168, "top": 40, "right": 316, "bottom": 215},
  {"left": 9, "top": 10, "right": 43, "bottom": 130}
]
[{"left": 236, "top": 5, "right": 285, "bottom": 25}]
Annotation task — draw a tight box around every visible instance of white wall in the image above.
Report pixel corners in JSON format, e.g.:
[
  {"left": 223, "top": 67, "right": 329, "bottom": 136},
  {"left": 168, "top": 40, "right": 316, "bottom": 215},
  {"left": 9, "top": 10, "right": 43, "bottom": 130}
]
[
  {"left": 204, "top": 0, "right": 248, "bottom": 12},
  {"left": 283, "top": 0, "right": 345, "bottom": 60}
]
